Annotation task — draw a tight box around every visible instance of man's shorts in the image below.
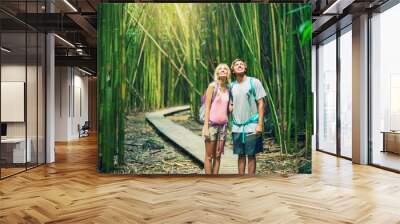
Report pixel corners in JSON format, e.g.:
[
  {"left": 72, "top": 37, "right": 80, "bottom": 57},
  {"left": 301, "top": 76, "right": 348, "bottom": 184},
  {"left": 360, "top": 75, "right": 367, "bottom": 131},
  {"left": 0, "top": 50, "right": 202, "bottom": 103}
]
[
  {"left": 206, "top": 124, "right": 227, "bottom": 141},
  {"left": 232, "top": 132, "right": 263, "bottom": 156}
]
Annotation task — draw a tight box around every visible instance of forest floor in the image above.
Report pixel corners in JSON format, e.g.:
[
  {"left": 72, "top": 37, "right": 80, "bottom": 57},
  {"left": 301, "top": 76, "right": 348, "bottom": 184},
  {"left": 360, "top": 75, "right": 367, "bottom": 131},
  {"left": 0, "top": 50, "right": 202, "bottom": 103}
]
[
  {"left": 113, "top": 112, "right": 203, "bottom": 175},
  {"left": 169, "top": 110, "right": 309, "bottom": 175},
  {"left": 114, "top": 110, "right": 309, "bottom": 175}
]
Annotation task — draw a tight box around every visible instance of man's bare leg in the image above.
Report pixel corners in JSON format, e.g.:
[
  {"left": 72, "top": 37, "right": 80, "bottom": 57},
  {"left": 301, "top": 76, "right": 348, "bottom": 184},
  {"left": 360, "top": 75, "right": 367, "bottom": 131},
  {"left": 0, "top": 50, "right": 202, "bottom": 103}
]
[
  {"left": 248, "top": 155, "right": 256, "bottom": 175},
  {"left": 238, "top": 155, "right": 246, "bottom": 175}
]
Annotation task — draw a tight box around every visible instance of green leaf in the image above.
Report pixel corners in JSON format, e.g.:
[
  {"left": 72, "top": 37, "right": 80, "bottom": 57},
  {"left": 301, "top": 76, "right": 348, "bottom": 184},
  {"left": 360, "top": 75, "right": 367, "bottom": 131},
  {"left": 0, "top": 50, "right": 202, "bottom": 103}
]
[{"left": 299, "top": 20, "right": 312, "bottom": 45}]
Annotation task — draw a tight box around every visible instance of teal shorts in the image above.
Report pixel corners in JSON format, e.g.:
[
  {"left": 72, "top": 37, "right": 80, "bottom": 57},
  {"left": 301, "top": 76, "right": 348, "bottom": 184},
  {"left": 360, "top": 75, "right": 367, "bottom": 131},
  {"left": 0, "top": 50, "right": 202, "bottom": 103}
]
[{"left": 232, "top": 132, "right": 263, "bottom": 156}]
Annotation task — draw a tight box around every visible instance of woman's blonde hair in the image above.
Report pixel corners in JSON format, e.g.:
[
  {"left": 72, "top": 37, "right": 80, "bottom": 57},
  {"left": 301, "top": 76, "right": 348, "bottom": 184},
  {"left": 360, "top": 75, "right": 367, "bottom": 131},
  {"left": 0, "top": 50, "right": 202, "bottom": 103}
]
[{"left": 214, "top": 63, "right": 231, "bottom": 83}]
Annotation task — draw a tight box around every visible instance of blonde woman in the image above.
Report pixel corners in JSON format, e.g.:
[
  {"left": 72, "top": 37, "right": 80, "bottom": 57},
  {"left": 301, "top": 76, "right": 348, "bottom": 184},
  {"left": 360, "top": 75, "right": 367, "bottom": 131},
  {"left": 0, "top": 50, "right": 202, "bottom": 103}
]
[{"left": 202, "top": 64, "right": 232, "bottom": 174}]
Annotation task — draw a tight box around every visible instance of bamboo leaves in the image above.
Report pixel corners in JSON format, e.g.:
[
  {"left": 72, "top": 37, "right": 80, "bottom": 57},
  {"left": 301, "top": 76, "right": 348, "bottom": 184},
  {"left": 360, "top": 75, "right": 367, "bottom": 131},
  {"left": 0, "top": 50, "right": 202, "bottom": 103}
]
[{"left": 299, "top": 20, "right": 312, "bottom": 46}]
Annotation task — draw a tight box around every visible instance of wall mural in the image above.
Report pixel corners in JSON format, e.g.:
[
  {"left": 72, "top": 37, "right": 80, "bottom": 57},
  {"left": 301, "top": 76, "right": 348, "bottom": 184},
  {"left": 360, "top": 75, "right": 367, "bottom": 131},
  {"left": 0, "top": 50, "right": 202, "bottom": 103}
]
[{"left": 97, "top": 3, "right": 312, "bottom": 175}]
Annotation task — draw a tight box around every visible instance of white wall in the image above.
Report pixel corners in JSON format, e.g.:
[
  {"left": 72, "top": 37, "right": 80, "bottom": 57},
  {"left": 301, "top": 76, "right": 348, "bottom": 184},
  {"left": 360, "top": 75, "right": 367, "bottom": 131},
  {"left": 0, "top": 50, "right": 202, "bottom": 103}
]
[
  {"left": 55, "top": 66, "right": 69, "bottom": 141},
  {"left": 55, "top": 67, "right": 89, "bottom": 141},
  {"left": 1, "top": 65, "right": 43, "bottom": 137},
  {"left": 1, "top": 65, "right": 26, "bottom": 138}
]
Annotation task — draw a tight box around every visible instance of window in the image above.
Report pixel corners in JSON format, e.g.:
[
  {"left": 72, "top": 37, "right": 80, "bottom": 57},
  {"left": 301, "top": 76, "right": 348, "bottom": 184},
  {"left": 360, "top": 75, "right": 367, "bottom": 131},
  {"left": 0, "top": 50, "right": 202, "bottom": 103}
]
[
  {"left": 339, "top": 27, "right": 352, "bottom": 158},
  {"left": 370, "top": 3, "right": 400, "bottom": 171},
  {"left": 317, "top": 35, "right": 337, "bottom": 154},
  {"left": 0, "top": 1, "right": 47, "bottom": 179}
]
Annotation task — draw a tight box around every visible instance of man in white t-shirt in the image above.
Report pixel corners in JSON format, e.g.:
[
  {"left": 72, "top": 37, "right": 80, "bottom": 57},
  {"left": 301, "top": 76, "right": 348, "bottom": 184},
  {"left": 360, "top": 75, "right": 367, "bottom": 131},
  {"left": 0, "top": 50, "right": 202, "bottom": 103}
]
[{"left": 230, "top": 59, "right": 266, "bottom": 175}]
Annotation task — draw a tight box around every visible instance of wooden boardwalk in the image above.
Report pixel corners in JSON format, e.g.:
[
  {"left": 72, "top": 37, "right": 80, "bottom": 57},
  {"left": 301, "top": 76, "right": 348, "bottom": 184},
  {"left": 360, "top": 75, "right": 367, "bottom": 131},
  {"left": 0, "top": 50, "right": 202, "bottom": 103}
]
[{"left": 145, "top": 105, "right": 238, "bottom": 174}]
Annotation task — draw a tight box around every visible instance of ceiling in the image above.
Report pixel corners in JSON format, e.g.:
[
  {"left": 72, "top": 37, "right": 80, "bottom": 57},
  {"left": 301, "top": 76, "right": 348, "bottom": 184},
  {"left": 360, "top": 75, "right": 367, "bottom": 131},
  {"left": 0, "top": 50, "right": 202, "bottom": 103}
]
[{"left": 0, "top": 0, "right": 395, "bottom": 74}]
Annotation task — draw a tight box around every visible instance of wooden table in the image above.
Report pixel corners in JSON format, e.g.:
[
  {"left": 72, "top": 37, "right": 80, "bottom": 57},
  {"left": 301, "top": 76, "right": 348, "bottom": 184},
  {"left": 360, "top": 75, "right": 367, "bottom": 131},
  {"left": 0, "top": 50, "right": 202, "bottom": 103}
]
[{"left": 381, "top": 131, "right": 400, "bottom": 154}]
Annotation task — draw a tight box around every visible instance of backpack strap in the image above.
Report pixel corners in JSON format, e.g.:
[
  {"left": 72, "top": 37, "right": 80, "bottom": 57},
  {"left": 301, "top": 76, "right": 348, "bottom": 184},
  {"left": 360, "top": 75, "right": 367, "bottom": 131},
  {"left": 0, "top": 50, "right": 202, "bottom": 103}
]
[
  {"left": 211, "top": 81, "right": 219, "bottom": 102},
  {"left": 231, "top": 77, "right": 256, "bottom": 99},
  {"left": 248, "top": 77, "right": 256, "bottom": 101},
  {"left": 228, "top": 82, "right": 233, "bottom": 102},
  {"left": 250, "top": 77, "right": 254, "bottom": 92},
  {"left": 226, "top": 83, "right": 233, "bottom": 116}
]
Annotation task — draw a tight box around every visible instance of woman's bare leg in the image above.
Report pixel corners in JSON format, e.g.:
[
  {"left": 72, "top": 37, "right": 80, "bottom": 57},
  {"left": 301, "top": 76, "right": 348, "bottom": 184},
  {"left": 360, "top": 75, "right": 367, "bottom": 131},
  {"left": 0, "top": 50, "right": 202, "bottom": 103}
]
[
  {"left": 212, "top": 140, "right": 223, "bottom": 174},
  {"left": 204, "top": 140, "right": 216, "bottom": 174}
]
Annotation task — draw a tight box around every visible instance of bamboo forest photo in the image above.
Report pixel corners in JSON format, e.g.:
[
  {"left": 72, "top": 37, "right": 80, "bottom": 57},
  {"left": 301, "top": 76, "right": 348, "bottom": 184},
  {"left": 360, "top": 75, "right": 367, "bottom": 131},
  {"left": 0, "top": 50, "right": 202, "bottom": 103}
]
[{"left": 97, "top": 3, "right": 312, "bottom": 175}]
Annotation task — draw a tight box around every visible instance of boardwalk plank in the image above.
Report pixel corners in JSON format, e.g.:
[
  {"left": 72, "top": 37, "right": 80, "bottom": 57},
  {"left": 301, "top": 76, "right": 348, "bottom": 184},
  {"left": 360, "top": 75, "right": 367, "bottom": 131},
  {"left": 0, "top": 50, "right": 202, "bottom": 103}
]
[{"left": 146, "top": 106, "right": 238, "bottom": 174}]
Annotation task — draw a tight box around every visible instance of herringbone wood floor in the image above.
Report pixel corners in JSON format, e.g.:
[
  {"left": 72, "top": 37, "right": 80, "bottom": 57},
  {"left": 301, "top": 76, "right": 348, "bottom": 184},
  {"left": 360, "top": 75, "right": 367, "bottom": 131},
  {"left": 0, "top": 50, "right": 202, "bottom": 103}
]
[{"left": 1, "top": 135, "right": 400, "bottom": 224}]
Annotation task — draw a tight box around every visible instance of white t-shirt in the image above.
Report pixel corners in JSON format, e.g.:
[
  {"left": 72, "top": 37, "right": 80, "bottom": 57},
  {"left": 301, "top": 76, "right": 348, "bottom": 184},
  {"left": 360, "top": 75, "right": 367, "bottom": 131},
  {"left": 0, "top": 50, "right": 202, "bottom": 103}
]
[{"left": 231, "top": 76, "right": 266, "bottom": 133}]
